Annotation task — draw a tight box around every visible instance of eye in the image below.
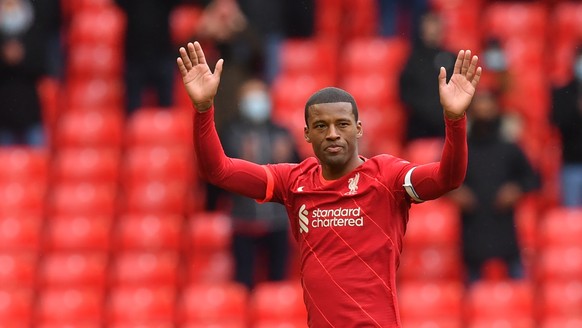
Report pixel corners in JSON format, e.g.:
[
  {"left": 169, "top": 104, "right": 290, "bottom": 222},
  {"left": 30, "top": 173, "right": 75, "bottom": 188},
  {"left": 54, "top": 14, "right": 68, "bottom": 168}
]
[
  {"left": 339, "top": 122, "right": 350, "bottom": 128},
  {"left": 314, "top": 123, "right": 326, "bottom": 129}
]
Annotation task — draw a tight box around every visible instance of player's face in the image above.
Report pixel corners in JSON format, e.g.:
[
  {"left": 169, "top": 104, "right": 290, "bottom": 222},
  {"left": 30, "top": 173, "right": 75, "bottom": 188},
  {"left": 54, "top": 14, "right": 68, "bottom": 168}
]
[{"left": 304, "top": 102, "right": 362, "bottom": 175}]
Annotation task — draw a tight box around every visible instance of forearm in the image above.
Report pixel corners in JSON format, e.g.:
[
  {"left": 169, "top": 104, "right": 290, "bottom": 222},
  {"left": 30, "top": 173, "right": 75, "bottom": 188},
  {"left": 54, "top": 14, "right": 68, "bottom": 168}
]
[
  {"left": 194, "top": 107, "right": 268, "bottom": 199},
  {"left": 411, "top": 115, "right": 467, "bottom": 200}
]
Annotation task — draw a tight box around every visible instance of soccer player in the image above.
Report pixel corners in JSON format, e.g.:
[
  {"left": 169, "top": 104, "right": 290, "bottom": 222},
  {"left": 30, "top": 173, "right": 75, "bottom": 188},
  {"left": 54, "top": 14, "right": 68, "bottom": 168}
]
[{"left": 178, "top": 41, "right": 481, "bottom": 327}]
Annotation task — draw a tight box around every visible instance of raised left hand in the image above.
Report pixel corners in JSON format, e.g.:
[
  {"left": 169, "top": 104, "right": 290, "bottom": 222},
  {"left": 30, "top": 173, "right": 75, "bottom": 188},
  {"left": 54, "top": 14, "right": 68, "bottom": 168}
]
[{"left": 439, "top": 50, "right": 482, "bottom": 119}]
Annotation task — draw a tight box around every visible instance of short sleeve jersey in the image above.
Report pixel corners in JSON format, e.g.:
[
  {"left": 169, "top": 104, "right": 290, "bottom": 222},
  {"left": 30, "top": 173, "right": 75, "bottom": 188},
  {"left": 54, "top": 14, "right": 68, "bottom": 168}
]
[{"left": 263, "top": 154, "right": 417, "bottom": 327}]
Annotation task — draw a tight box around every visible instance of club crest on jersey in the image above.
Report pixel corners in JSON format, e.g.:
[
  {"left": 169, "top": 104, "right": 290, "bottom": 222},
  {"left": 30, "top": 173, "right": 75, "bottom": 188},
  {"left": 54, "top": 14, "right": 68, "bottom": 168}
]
[{"left": 346, "top": 173, "right": 360, "bottom": 195}]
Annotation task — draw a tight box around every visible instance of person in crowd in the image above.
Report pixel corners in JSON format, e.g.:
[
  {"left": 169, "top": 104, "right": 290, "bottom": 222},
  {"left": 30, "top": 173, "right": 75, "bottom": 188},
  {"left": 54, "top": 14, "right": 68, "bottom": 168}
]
[
  {"left": 399, "top": 12, "right": 456, "bottom": 142},
  {"left": 551, "top": 47, "right": 582, "bottom": 207},
  {"left": 217, "top": 78, "right": 301, "bottom": 289},
  {"left": 0, "top": 0, "right": 56, "bottom": 146},
  {"left": 448, "top": 88, "right": 539, "bottom": 282}
]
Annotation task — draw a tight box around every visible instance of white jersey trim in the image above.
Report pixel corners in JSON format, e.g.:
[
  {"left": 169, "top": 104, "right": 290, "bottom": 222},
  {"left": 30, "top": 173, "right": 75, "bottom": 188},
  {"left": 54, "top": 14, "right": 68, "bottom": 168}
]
[{"left": 403, "top": 167, "right": 424, "bottom": 203}]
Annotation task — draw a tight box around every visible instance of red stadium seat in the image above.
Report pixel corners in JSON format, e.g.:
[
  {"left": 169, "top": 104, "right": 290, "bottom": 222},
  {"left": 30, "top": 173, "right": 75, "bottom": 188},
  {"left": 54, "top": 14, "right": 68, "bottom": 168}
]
[
  {"left": 272, "top": 74, "right": 334, "bottom": 115},
  {"left": 397, "top": 246, "right": 463, "bottom": 282},
  {"left": 48, "top": 182, "right": 117, "bottom": 216},
  {"left": 537, "top": 246, "right": 582, "bottom": 281},
  {"left": 279, "top": 38, "right": 337, "bottom": 80},
  {"left": 36, "top": 287, "right": 104, "bottom": 324},
  {"left": 122, "top": 146, "right": 193, "bottom": 186},
  {"left": 188, "top": 212, "right": 232, "bottom": 253},
  {"left": 65, "top": 78, "right": 124, "bottom": 110},
  {"left": 39, "top": 252, "right": 109, "bottom": 287},
  {"left": 115, "top": 213, "right": 181, "bottom": 250},
  {"left": 125, "top": 109, "right": 192, "bottom": 147},
  {"left": 540, "top": 280, "right": 582, "bottom": 318},
  {"left": 468, "top": 317, "right": 535, "bottom": 328},
  {"left": 341, "top": 38, "right": 410, "bottom": 76},
  {"left": 52, "top": 148, "right": 120, "bottom": 184},
  {"left": 314, "top": 0, "right": 342, "bottom": 41},
  {"left": 340, "top": 73, "right": 400, "bottom": 108},
  {"left": 54, "top": 110, "right": 124, "bottom": 148},
  {"left": 186, "top": 251, "right": 234, "bottom": 284},
  {"left": 398, "top": 281, "right": 463, "bottom": 322},
  {"left": 538, "top": 208, "right": 582, "bottom": 247},
  {"left": 541, "top": 316, "right": 582, "bottom": 328},
  {"left": 0, "top": 288, "right": 34, "bottom": 325},
  {"left": 68, "top": 8, "right": 125, "bottom": 46},
  {"left": 170, "top": 5, "right": 203, "bottom": 45},
  {"left": 0, "top": 148, "right": 48, "bottom": 183},
  {"left": 0, "top": 215, "right": 42, "bottom": 251},
  {"left": 405, "top": 199, "right": 460, "bottom": 248},
  {"left": 340, "top": 0, "right": 378, "bottom": 40},
  {"left": 0, "top": 252, "right": 37, "bottom": 287},
  {"left": 178, "top": 282, "right": 248, "bottom": 324},
  {"left": 482, "top": 2, "right": 548, "bottom": 41},
  {"left": 0, "top": 181, "right": 46, "bottom": 216},
  {"left": 249, "top": 281, "right": 307, "bottom": 324},
  {"left": 67, "top": 44, "right": 122, "bottom": 79},
  {"left": 111, "top": 251, "right": 179, "bottom": 285},
  {"left": 62, "top": 0, "right": 114, "bottom": 13},
  {"left": 465, "top": 281, "right": 534, "bottom": 321},
  {"left": 403, "top": 138, "right": 444, "bottom": 165},
  {"left": 107, "top": 286, "right": 176, "bottom": 323},
  {"left": 551, "top": 2, "right": 582, "bottom": 43},
  {"left": 122, "top": 181, "right": 187, "bottom": 214},
  {"left": 45, "top": 215, "right": 112, "bottom": 251}
]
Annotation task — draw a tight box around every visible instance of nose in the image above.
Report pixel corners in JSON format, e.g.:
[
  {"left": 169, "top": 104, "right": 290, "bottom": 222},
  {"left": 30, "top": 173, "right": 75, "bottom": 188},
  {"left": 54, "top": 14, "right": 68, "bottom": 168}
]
[{"left": 326, "top": 125, "right": 340, "bottom": 140}]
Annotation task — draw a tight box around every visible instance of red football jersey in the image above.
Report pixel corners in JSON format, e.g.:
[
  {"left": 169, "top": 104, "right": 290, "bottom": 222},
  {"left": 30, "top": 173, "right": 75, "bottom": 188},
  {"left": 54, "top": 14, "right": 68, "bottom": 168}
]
[{"left": 263, "top": 155, "right": 416, "bottom": 327}]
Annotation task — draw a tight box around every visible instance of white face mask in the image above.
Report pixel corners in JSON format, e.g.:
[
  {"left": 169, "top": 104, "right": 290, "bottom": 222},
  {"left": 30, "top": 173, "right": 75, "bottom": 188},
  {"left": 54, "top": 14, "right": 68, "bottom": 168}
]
[
  {"left": 0, "top": 0, "right": 33, "bottom": 36},
  {"left": 239, "top": 91, "right": 272, "bottom": 124},
  {"left": 574, "top": 57, "right": 582, "bottom": 81},
  {"left": 484, "top": 48, "right": 507, "bottom": 72}
]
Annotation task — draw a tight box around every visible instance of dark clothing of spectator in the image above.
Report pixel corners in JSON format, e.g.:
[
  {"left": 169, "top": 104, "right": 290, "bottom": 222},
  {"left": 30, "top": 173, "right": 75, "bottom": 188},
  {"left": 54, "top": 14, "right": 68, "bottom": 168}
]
[
  {"left": 219, "top": 118, "right": 300, "bottom": 288},
  {"left": 399, "top": 41, "right": 455, "bottom": 141},
  {"left": 461, "top": 118, "right": 538, "bottom": 280},
  {"left": 115, "top": 0, "right": 180, "bottom": 112},
  {"left": 0, "top": 0, "right": 57, "bottom": 146},
  {"left": 551, "top": 78, "right": 582, "bottom": 206}
]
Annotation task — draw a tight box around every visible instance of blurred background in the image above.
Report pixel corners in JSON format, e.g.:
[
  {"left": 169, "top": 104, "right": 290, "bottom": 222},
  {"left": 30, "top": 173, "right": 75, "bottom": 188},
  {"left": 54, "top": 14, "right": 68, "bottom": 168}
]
[{"left": 0, "top": 0, "right": 581, "bottom": 327}]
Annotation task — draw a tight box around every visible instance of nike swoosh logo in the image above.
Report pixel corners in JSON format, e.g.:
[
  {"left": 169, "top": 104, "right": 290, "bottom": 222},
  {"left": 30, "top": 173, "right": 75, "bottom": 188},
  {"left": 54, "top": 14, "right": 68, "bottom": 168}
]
[{"left": 297, "top": 186, "right": 304, "bottom": 192}]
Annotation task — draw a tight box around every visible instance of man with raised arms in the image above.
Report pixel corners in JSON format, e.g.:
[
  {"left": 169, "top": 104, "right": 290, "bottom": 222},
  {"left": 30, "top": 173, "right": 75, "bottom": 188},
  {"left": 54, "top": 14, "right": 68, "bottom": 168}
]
[{"left": 177, "top": 41, "right": 481, "bottom": 327}]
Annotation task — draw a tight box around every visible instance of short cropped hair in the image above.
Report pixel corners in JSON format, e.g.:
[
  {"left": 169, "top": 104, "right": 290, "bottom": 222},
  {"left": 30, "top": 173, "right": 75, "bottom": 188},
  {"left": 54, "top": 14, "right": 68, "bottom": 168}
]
[{"left": 304, "top": 87, "right": 359, "bottom": 124}]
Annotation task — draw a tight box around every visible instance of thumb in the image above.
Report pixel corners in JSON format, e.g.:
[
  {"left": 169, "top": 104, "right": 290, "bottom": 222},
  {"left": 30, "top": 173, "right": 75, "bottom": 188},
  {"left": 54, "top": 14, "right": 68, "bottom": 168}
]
[
  {"left": 438, "top": 66, "right": 447, "bottom": 89},
  {"left": 214, "top": 58, "right": 224, "bottom": 80}
]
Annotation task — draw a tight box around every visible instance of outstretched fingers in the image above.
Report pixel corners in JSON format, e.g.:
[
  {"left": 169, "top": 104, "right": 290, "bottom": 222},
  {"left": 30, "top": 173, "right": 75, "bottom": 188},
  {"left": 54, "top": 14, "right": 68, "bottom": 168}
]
[
  {"left": 179, "top": 46, "right": 192, "bottom": 71},
  {"left": 471, "top": 67, "right": 482, "bottom": 88},
  {"left": 193, "top": 41, "right": 206, "bottom": 65},
  {"left": 453, "top": 50, "right": 464, "bottom": 75},
  {"left": 187, "top": 42, "right": 199, "bottom": 66},
  {"left": 461, "top": 50, "right": 471, "bottom": 75},
  {"left": 465, "top": 55, "right": 479, "bottom": 82}
]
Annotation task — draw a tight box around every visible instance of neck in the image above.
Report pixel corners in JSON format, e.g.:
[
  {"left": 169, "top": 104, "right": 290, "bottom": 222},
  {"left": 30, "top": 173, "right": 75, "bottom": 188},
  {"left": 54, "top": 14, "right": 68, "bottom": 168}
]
[{"left": 321, "top": 156, "right": 364, "bottom": 180}]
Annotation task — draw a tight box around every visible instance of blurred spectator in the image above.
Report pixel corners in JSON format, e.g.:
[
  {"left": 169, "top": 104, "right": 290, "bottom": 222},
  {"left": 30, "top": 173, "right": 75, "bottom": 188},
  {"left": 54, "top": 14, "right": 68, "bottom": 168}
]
[
  {"left": 115, "top": 0, "right": 181, "bottom": 113},
  {"left": 448, "top": 89, "right": 539, "bottom": 283},
  {"left": 194, "top": 0, "right": 264, "bottom": 130},
  {"left": 377, "top": 0, "right": 428, "bottom": 39},
  {"left": 237, "top": 0, "right": 314, "bottom": 83},
  {"left": 0, "top": 0, "right": 56, "bottom": 146},
  {"left": 215, "top": 78, "right": 300, "bottom": 289},
  {"left": 399, "top": 12, "right": 455, "bottom": 142},
  {"left": 551, "top": 47, "right": 582, "bottom": 207}
]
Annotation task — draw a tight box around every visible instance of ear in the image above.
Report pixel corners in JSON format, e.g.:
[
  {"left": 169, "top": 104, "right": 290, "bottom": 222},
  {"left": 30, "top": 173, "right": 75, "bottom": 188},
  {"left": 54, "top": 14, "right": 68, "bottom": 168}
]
[
  {"left": 304, "top": 126, "right": 311, "bottom": 143},
  {"left": 356, "top": 120, "right": 363, "bottom": 139}
]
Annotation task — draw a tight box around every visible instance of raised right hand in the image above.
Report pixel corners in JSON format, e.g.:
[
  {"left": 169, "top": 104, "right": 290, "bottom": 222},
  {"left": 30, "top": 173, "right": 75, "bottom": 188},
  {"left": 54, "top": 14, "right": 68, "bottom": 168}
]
[{"left": 177, "top": 41, "right": 224, "bottom": 112}]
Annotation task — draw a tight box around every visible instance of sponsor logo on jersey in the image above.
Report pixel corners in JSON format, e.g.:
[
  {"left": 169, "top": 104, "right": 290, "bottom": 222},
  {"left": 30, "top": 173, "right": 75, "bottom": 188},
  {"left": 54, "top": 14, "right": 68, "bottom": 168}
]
[{"left": 298, "top": 204, "right": 364, "bottom": 233}]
